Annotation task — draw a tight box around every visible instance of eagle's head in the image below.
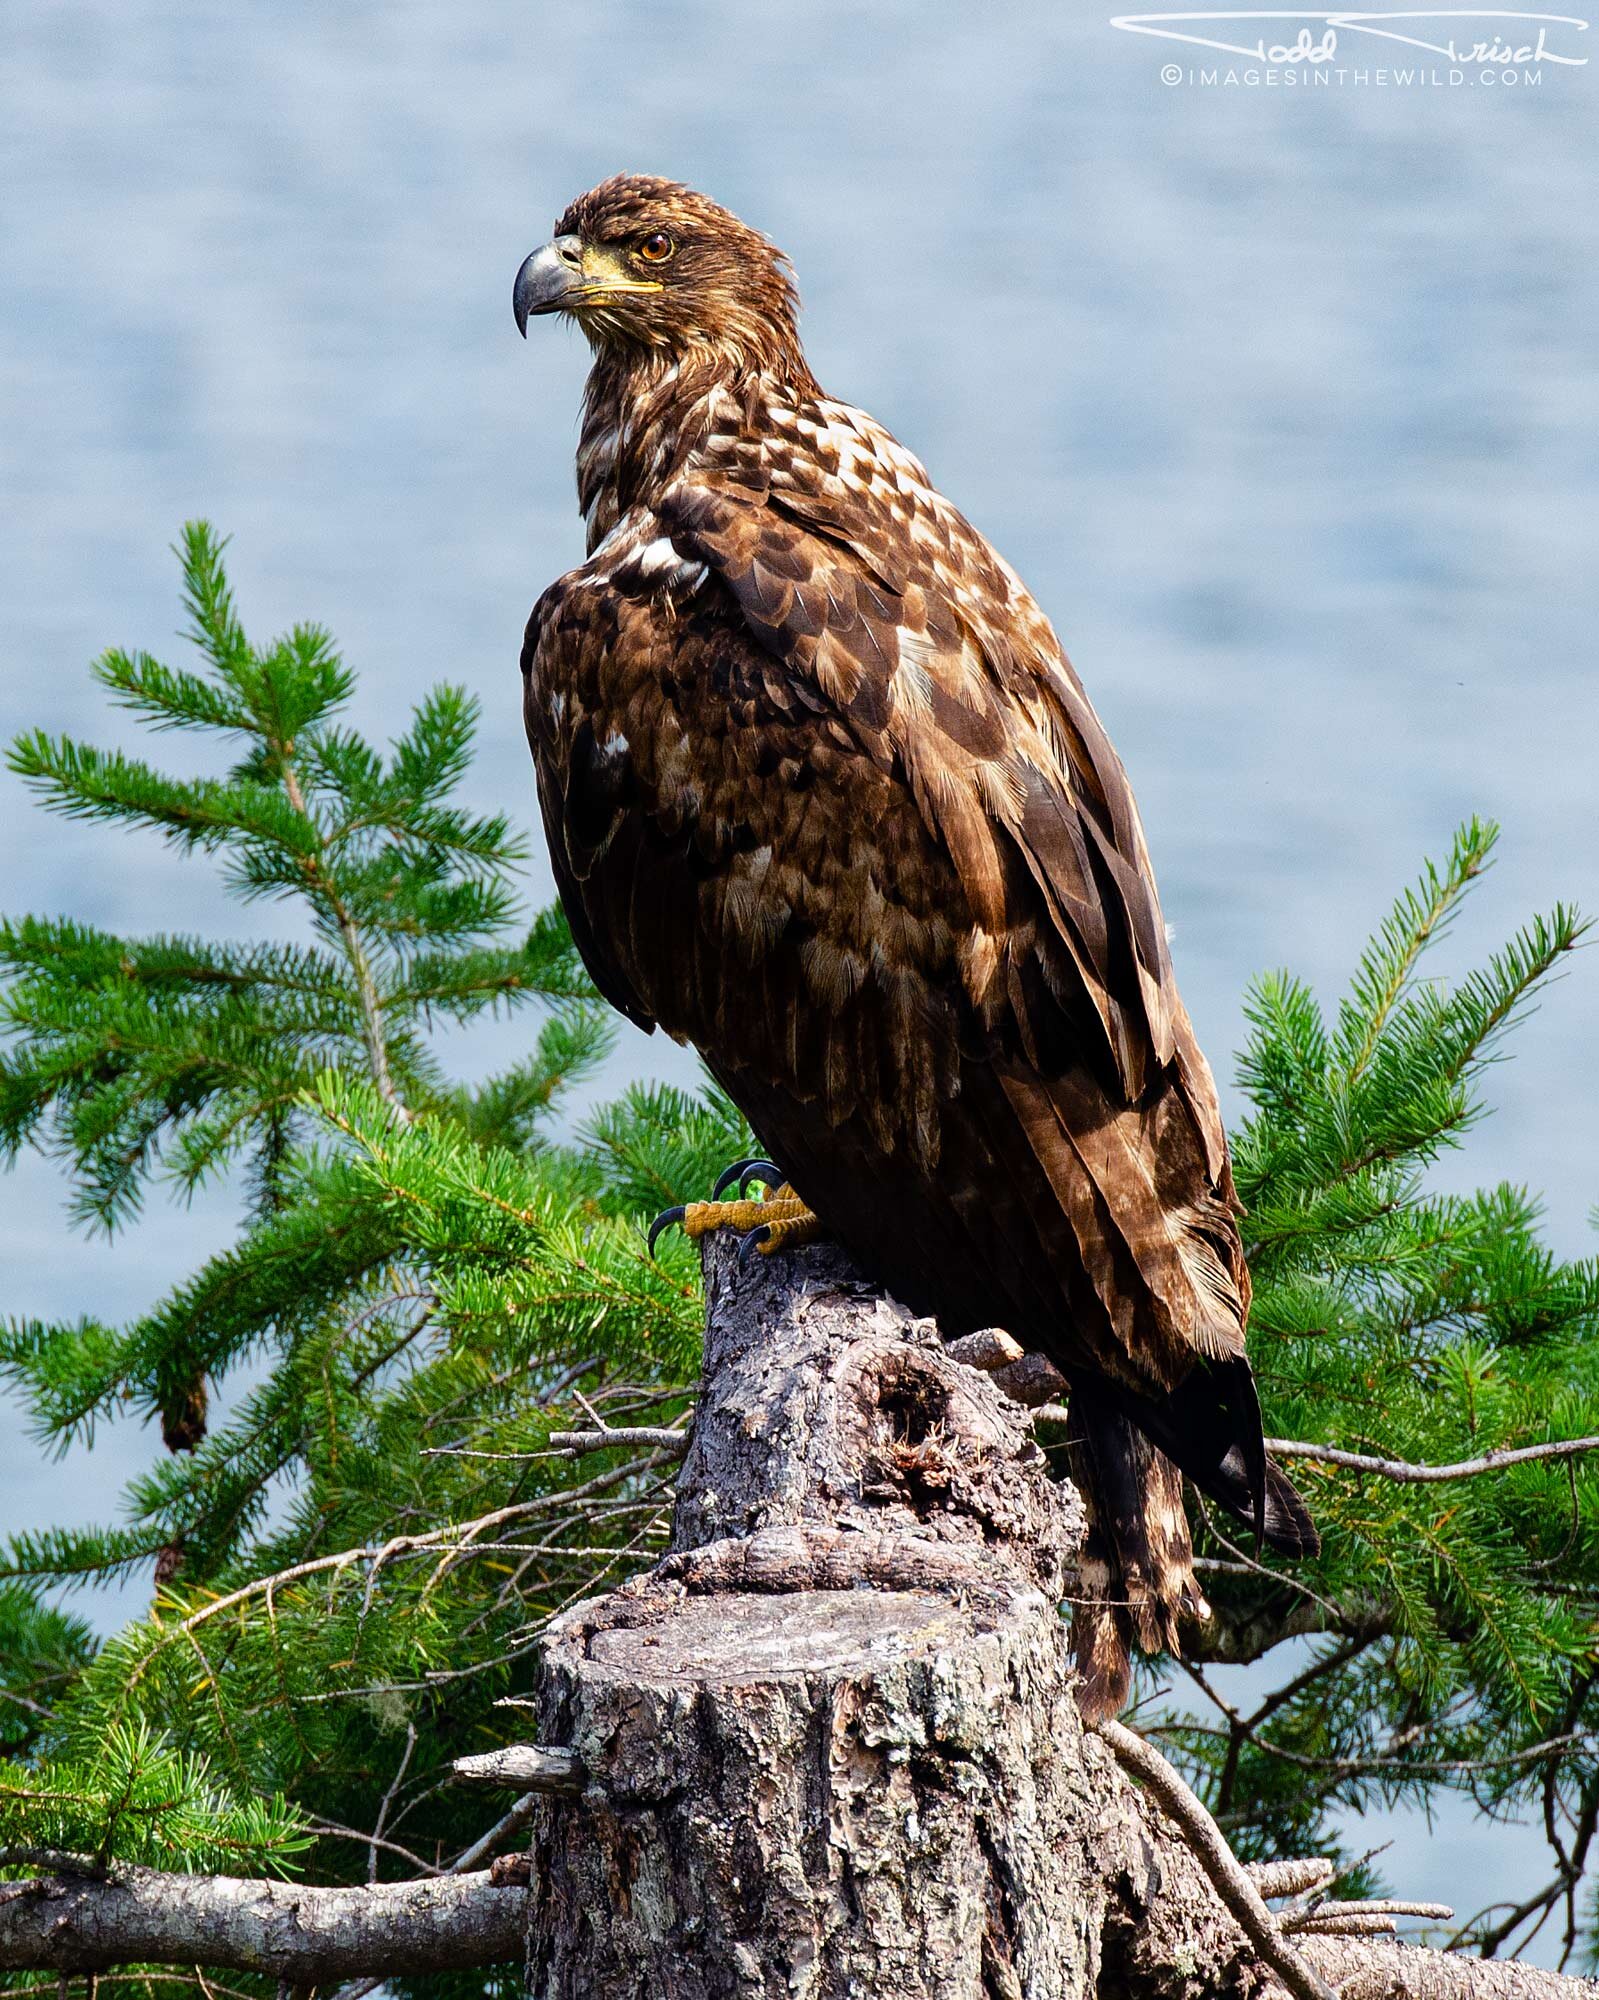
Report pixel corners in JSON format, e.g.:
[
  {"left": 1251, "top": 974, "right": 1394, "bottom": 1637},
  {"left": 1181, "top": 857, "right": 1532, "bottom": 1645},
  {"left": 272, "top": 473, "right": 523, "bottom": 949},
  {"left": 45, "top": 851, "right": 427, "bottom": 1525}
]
[{"left": 514, "top": 175, "right": 804, "bottom": 376}]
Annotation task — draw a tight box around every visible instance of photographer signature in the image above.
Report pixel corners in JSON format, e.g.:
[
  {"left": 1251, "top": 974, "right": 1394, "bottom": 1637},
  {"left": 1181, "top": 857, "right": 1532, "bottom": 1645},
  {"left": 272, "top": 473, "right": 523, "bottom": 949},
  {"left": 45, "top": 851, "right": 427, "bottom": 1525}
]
[{"left": 1110, "top": 10, "right": 1588, "bottom": 64}]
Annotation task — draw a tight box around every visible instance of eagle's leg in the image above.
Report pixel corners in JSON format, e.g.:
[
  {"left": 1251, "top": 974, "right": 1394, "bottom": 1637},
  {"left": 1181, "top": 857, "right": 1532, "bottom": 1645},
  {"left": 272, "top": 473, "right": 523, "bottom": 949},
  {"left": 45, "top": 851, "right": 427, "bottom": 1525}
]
[{"left": 647, "top": 1174, "right": 823, "bottom": 1261}]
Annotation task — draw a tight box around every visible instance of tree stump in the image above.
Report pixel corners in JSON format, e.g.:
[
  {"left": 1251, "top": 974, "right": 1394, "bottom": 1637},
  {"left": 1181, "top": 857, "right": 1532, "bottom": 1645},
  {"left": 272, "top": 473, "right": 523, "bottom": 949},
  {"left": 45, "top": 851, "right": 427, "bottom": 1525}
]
[{"left": 519, "top": 1239, "right": 1145, "bottom": 1999}]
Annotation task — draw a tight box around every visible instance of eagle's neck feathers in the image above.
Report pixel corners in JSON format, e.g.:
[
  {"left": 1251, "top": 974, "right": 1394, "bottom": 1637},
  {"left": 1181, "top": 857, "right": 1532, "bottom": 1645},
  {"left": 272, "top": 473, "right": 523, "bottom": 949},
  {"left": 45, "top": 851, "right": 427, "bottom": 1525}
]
[{"left": 577, "top": 343, "right": 818, "bottom": 552}]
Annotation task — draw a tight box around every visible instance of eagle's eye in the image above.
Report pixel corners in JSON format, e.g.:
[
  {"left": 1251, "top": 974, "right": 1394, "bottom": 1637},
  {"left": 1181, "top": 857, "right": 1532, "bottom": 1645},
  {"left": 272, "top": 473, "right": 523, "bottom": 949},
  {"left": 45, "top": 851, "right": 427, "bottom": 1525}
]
[{"left": 637, "top": 231, "right": 674, "bottom": 264}]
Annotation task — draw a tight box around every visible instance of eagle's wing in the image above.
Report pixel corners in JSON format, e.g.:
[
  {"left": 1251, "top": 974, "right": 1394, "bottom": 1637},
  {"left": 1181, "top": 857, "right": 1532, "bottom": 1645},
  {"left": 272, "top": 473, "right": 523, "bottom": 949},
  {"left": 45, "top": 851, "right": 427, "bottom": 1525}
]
[
  {"left": 519, "top": 589, "right": 658, "bottom": 1042},
  {"left": 664, "top": 420, "right": 1179, "bottom": 1103},
  {"left": 653, "top": 402, "right": 1248, "bottom": 1372}
]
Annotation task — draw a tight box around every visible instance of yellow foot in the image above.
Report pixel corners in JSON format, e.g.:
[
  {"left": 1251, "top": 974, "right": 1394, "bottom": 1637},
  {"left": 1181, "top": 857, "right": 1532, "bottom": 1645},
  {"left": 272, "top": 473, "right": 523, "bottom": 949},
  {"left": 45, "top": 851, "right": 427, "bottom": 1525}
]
[
  {"left": 686, "top": 1185, "right": 821, "bottom": 1258},
  {"left": 647, "top": 1173, "right": 822, "bottom": 1262}
]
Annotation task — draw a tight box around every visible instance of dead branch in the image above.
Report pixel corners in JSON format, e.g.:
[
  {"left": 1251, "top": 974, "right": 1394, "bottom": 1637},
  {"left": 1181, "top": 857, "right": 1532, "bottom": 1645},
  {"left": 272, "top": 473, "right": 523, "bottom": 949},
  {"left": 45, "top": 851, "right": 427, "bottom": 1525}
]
[
  {"left": 0, "top": 1867, "right": 524, "bottom": 1976},
  {"left": 1249, "top": 1857, "right": 1337, "bottom": 1899},
  {"left": 542, "top": 1424, "right": 690, "bottom": 1458},
  {"left": 1282, "top": 1898, "right": 1455, "bottom": 1933},
  {"left": 1098, "top": 1716, "right": 1338, "bottom": 2000},
  {"left": 451, "top": 1747, "right": 584, "bottom": 1795},
  {"left": 1297, "top": 1935, "right": 1599, "bottom": 1998}
]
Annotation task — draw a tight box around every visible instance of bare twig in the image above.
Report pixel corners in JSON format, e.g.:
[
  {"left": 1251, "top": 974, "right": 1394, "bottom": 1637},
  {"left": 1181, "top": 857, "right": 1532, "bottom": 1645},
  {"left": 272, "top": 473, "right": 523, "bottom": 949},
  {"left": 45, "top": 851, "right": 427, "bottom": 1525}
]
[
  {"left": 304, "top": 1819, "right": 438, "bottom": 1877},
  {"left": 368, "top": 1725, "right": 417, "bottom": 1883},
  {"left": 1285, "top": 1898, "right": 1454, "bottom": 1931},
  {"left": 126, "top": 1449, "right": 679, "bottom": 1693},
  {"left": 542, "top": 1425, "right": 691, "bottom": 1459},
  {"left": 1265, "top": 1435, "right": 1599, "bottom": 1484},
  {"left": 450, "top": 1793, "right": 543, "bottom": 1875},
  {"left": 0, "top": 1692, "right": 53, "bottom": 1722},
  {"left": 1294, "top": 1911, "right": 1399, "bottom": 1937},
  {"left": 1190, "top": 1490, "right": 1355, "bottom": 1635},
  {"left": 1299, "top": 1731, "right": 1582, "bottom": 1781},
  {"left": 321, "top": 1787, "right": 547, "bottom": 2000},
  {"left": 423, "top": 1448, "right": 565, "bottom": 1463}
]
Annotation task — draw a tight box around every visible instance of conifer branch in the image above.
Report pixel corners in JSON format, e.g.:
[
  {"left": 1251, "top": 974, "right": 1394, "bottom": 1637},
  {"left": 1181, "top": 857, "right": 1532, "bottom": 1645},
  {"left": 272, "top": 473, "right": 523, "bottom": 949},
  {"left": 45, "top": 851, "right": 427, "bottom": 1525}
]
[
  {"left": 7, "top": 543, "right": 1598, "bottom": 1972},
  {"left": 274, "top": 758, "right": 409, "bottom": 1123}
]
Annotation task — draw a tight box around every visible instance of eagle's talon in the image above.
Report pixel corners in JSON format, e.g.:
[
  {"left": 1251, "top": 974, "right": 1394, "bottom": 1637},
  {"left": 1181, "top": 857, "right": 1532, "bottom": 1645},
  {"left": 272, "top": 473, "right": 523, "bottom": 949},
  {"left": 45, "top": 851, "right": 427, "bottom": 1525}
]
[
  {"left": 646, "top": 1204, "right": 687, "bottom": 1257},
  {"left": 712, "top": 1156, "right": 783, "bottom": 1201},
  {"left": 711, "top": 1157, "right": 753, "bottom": 1201},
  {"left": 737, "top": 1223, "right": 772, "bottom": 1265}
]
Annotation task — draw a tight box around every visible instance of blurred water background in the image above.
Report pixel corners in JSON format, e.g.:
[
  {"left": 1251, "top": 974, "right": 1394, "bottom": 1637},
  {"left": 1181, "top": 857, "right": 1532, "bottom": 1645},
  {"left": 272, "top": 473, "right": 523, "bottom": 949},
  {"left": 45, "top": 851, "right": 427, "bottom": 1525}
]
[{"left": 1, "top": 0, "right": 1595, "bottom": 1956}]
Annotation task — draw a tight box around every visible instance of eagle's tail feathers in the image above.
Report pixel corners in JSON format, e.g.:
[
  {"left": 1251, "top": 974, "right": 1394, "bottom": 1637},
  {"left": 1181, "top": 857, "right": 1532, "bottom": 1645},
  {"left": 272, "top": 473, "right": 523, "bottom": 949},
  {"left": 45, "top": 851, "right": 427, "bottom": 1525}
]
[
  {"left": 1125, "top": 1357, "right": 1320, "bottom": 1560},
  {"left": 1066, "top": 1383, "right": 1207, "bottom": 1724}
]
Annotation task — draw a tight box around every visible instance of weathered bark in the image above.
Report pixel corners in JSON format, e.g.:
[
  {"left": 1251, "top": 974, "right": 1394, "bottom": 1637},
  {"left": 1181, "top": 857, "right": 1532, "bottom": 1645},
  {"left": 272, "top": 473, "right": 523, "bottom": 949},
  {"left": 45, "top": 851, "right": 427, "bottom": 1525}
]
[
  {"left": 512, "top": 1240, "right": 1300, "bottom": 1998},
  {"left": 5, "top": 1239, "right": 1597, "bottom": 1997}
]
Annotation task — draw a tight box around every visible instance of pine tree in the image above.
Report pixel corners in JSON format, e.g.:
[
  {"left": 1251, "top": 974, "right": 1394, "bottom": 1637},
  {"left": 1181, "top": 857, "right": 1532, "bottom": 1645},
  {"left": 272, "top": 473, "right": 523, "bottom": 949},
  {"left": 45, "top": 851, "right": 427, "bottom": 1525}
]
[
  {"left": 1144, "top": 818, "right": 1599, "bottom": 1963},
  {"left": 0, "top": 528, "right": 738, "bottom": 1967},
  {"left": 1, "top": 530, "right": 1596, "bottom": 1983}
]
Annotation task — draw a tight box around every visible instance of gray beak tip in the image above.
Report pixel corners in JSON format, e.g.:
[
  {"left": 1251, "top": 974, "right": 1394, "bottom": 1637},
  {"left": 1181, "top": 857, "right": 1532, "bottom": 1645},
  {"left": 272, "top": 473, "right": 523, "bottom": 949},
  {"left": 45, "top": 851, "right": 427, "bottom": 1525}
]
[{"left": 514, "top": 236, "right": 582, "bottom": 339}]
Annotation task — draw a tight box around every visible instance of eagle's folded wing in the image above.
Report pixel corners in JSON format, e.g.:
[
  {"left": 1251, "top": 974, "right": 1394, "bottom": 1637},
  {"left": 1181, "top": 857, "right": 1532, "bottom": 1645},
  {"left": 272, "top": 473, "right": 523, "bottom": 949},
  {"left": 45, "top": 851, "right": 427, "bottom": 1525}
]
[
  {"left": 658, "top": 428, "right": 1178, "bottom": 1108},
  {"left": 655, "top": 427, "right": 1249, "bottom": 1371},
  {"left": 521, "top": 570, "right": 662, "bottom": 1037}
]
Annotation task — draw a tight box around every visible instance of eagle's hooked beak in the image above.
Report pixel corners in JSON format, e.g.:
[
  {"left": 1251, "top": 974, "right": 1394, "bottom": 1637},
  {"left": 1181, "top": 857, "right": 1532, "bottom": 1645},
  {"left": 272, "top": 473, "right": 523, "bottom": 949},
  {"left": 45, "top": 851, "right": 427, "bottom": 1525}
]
[{"left": 513, "top": 234, "right": 584, "bottom": 336}]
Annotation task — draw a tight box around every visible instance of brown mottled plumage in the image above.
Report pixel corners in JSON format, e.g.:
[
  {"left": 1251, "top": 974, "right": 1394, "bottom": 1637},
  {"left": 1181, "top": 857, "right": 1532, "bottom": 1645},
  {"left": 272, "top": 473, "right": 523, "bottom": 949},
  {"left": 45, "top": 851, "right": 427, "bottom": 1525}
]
[{"left": 514, "top": 175, "right": 1317, "bottom": 1717}]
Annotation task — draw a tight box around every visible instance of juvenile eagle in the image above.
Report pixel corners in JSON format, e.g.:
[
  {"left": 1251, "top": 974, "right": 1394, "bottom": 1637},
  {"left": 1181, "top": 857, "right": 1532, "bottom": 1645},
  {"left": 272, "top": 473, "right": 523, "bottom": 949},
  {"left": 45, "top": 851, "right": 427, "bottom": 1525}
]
[{"left": 514, "top": 175, "right": 1316, "bottom": 1716}]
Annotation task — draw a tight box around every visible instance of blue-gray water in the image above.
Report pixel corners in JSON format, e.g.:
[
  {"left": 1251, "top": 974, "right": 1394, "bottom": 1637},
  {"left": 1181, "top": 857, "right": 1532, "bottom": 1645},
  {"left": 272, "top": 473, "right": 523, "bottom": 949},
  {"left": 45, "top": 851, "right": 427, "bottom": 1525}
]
[{"left": 2, "top": 0, "right": 1595, "bottom": 1960}]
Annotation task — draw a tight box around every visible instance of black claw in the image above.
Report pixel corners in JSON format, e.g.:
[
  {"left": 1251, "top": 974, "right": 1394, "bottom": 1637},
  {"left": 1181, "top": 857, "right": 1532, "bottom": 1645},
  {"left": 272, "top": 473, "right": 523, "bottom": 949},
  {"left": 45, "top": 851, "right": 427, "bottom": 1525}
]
[
  {"left": 736, "top": 1224, "right": 771, "bottom": 1267},
  {"left": 647, "top": 1205, "right": 687, "bottom": 1257},
  {"left": 711, "top": 1156, "right": 783, "bottom": 1201},
  {"left": 713, "top": 1157, "right": 759, "bottom": 1200}
]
